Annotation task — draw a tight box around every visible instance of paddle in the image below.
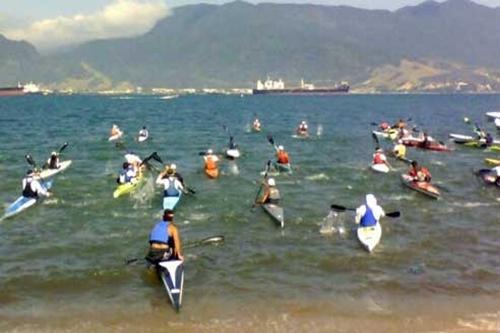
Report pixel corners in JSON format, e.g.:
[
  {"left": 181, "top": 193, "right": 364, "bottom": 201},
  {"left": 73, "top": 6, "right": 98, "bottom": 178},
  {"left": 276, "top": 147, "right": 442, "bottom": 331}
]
[
  {"left": 59, "top": 142, "right": 69, "bottom": 154},
  {"left": 330, "top": 204, "right": 400, "bottom": 218},
  {"left": 252, "top": 160, "right": 271, "bottom": 208},
  {"left": 371, "top": 132, "right": 381, "bottom": 150},
  {"left": 125, "top": 235, "right": 225, "bottom": 265}
]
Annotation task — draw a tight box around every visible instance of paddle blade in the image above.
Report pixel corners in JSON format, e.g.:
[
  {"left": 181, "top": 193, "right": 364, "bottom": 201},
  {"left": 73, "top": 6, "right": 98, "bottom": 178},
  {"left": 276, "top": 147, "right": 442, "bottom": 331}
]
[
  {"left": 199, "top": 235, "right": 224, "bottom": 245},
  {"left": 330, "top": 204, "right": 347, "bottom": 212},
  {"left": 151, "top": 152, "right": 163, "bottom": 164},
  {"left": 386, "top": 211, "right": 401, "bottom": 218},
  {"left": 266, "top": 134, "right": 275, "bottom": 145},
  {"left": 371, "top": 132, "right": 380, "bottom": 149},
  {"left": 370, "top": 122, "right": 379, "bottom": 126},
  {"left": 59, "top": 142, "right": 69, "bottom": 153},
  {"left": 25, "top": 154, "right": 36, "bottom": 166}
]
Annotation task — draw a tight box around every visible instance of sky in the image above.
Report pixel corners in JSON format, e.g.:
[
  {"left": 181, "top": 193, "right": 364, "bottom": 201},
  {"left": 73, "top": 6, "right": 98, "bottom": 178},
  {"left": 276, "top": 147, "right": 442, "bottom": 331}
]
[{"left": 1, "top": 0, "right": 499, "bottom": 51}]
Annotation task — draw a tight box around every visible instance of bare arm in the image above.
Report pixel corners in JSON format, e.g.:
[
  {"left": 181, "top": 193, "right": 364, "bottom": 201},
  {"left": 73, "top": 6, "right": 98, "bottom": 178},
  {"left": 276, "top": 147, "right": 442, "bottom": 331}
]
[{"left": 170, "top": 224, "right": 183, "bottom": 261}]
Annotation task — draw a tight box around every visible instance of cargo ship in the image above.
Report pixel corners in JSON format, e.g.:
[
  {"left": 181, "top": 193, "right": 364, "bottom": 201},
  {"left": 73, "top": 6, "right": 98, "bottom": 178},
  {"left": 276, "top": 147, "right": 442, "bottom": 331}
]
[
  {"left": 252, "top": 78, "right": 349, "bottom": 95},
  {"left": 0, "top": 82, "right": 40, "bottom": 96}
]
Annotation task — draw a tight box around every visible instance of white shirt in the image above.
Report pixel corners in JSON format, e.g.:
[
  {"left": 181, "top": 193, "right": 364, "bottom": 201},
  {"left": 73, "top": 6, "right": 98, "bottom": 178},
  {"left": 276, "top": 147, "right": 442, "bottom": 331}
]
[
  {"left": 22, "top": 177, "right": 49, "bottom": 197},
  {"left": 156, "top": 175, "right": 184, "bottom": 191},
  {"left": 139, "top": 129, "right": 148, "bottom": 137},
  {"left": 204, "top": 155, "right": 219, "bottom": 163},
  {"left": 124, "top": 154, "right": 142, "bottom": 165},
  {"left": 492, "top": 166, "right": 500, "bottom": 177}
]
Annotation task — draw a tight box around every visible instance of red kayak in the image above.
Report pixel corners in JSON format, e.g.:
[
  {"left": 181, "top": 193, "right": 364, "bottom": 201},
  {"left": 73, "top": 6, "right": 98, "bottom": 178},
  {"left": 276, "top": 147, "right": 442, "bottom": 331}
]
[
  {"left": 401, "top": 174, "right": 441, "bottom": 199},
  {"left": 402, "top": 138, "right": 450, "bottom": 152}
]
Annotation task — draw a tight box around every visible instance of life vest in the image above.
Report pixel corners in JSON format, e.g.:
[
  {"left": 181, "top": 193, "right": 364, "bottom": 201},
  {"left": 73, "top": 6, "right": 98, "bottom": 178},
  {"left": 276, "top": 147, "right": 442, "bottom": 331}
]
[
  {"left": 268, "top": 187, "right": 281, "bottom": 204},
  {"left": 373, "top": 153, "right": 385, "bottom": 164},
  {"left": 205, "top": 156, "right": 217, "bottom": 170},
  {"left": 360, "top": 207, "right": 377, "bottom": 227},
  {"left": 49, "top": 156, "right": 58, "bottom": 169},
  {"left": 22, "top": 178, "right": 38, "bottom": 198},
  {"left": 149, "top": 221, "right": 170, "bottom": 244},
  {"left": 394, "top": 144, "right": 406, "bottom": 157},
  {"left": 164, "top": 178, "right": 180, "bottom": 197},
  {"left": 277, "top": 151, "right": 289, "bottom": 164}
]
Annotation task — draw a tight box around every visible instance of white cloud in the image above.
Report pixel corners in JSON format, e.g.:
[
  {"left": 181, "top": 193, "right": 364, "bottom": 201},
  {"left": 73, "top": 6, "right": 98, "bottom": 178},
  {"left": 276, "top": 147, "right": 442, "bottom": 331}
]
[{"left": 4, "top": 0, "right": 169, "bottom": 51}]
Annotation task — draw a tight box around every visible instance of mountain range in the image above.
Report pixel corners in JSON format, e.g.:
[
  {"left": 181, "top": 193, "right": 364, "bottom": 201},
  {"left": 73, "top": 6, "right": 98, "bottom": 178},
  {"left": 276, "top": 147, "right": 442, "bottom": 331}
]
[{"left": 1, "top": 0, "right": 500, "bottom": 92}]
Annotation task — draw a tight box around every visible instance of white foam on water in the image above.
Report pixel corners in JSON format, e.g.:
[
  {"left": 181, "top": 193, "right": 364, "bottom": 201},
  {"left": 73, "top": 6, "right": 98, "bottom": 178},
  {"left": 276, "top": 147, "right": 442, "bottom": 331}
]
[
  {"left": 430, "top": 160, "right": 445, "bottom": 166},
  {"left": 43, "top": 198, "right": 59, "bottom": 205},
  {"left": 457, "top": 311, "right": 500, "bottom": 331},
  {"left": 306, "top": 173, "right": 330, "bottom": 181},
  {"left": 316, "top": 124, "right": 323, "bottom": 137},
  {"left": 451, "top": 201, "right": 492, "bottom": 208},
  {"left": 188, "top": 212, "right": 211, "bottom": 221}
]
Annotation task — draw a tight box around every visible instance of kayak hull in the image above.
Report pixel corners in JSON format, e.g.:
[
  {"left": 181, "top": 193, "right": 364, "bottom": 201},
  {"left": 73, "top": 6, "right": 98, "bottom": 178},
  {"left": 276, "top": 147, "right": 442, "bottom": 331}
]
[
  {"left": 495, "top": 118, "right": 500, "bottom": 130},
  {"left": 372, "top": 130, "right": 398, "bottom": 141},
  {"left": 3, "top": 180, "right": 53, "bottom": 219},
  {"left": 401, "top": 174, "right": 440, "bottom": 199},
  {"left": 485, "top": 158, "right": 500, "bottom": 166},
  {"left": 108, "top": 133, "right": 123, "bottom": 141},
  {"left": 138, "top": 135, "right": 148, "bottom": 142},
  {"left": 163, "top": 193, "right": 182, "bottom": 210},
  {"left": 113, "top": 175, "right": 145, "bottom": 198},
  {"left": 371, "top": 163, "right": 389, "bottom": 173},
  {"left": 39, "top": 160, "right": 72, "bottom": 178},
  {"left": 402, "top": 139, "right": 450, "bottom": 152},
  {"left": 262, "top": 203, "right": 284, "bottom": 228},
  {"left": 273, "top": 162, "right": 292, "bottom": 174},
  {"left": 158, "top": 260, "right": 184, "bottom": 312},
  {"left": 485, "top": 111, "right": 500, "bottom": 120},
  {"left": 225, "top": 149, "right": 240, "bottom": 159},
  {"left": 476, "top": 169, "right": 500, "bottom": 187},
  {"left": 357, "top": 223, "right": 382, "bottom": 253}
]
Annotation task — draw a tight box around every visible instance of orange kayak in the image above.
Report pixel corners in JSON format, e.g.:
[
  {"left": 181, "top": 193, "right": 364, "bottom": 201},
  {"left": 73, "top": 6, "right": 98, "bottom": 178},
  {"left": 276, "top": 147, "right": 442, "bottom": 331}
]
[{"left": 205, "top": 168, "right": 219, "bottom": 179}]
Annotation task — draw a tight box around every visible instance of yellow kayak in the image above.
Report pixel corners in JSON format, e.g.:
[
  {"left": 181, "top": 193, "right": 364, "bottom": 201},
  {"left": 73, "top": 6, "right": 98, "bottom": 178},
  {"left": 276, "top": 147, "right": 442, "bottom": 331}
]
[
  {"left": 113, "top": 174, "right": 145, "bottom": 198},
  {"left": 485, "top": 158, "right": 500, "bottom": 166}
]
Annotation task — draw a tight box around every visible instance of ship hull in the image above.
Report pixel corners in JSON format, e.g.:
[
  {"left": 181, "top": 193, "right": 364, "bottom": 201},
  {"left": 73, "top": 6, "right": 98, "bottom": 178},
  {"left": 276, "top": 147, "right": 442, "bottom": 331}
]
[
  {"left": 252, "top": 87, "right": 349, "bottom": 95},
  {"left": 0, "top": 87, "right": 25, "bottom": 97}
]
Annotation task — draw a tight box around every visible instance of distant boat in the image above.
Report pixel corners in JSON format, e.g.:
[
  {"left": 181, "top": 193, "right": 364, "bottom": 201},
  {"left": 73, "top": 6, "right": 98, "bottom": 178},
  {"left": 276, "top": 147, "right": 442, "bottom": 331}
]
[
  {"left": 0, "top": 82, "right": 41, "bottom": 97},
  {"left": 252, "top": 78, "right": 349, "bottom": 95}
]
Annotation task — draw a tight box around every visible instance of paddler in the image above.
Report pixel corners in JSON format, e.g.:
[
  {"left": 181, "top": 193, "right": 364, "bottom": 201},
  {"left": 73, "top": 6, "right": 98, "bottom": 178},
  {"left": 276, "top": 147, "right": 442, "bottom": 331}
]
[
  {"left": 117, "top": 162, "right": 137, "bottom": 184},
  {"left": 110, "top": 124, "right": 122, "bottom": 137},
  {"left": 156, "top": 166, "right": 185, "bottom": 197},
  {"left": 392, "top": 118, "right": 407, "bottom": 130},
  {"left": 407, "top": 160, "right": 432, "bottom": 183},
  {"left": 228, "top": 136, "right": 238, "bottom": 150},
  {"left": 46, "top": 151, "right": 61, "bottom": 169},
  {"left": 124, "top": 151, "right": 143, "bottom": 173},
  {"left": 203, "top": 149, "right": 219, "bottom": 175},
  {"left": 169, "top": 164, "right": 185, "bottom": 187},
  {"left": 145, "top": 209, "right": 184, "bottom": 267},
  {"left": 355, "top": 194, "right": 385, "bottom": 227},
  {"left": 253, "top": 118, "right": 261, "bottom": 132},
  {"left": 22, "top": 169, "right": 51, "bottom": 199},
  {"left": 297, "top": 120, "right": 308, "bottom": 136},
  {"left": 275, "top": 145, "right": 290, "bottom": 165},
  {"left": 393, "top": 140, "right": 407, "bottom": 159},
  {"left": 372, "top": 148, "right": 392, "bottom": 169},
  {"left": 255, "top": 178, "right": 281, "bottom": 205},
  {"left": 138, "top": 126, "right": 149, "bottom": 139}
]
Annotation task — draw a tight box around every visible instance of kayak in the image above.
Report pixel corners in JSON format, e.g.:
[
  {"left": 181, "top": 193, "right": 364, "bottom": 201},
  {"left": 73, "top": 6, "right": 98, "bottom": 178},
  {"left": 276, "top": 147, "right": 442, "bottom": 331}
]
[
  {"left": 138, "top": 134, "right": 148, "bottom": 142},
  {"left": 485, "top": 158, "right": 500, "bottom": 166},
  {"left": 402, "top": 138, "right": 450, "bottom": 152},
  {"left": 39, "top": 160, "right": 72, "bottom": 178},
  {"left": 205, "top": 168, "right": 219, "bottom": 179},
  {"left": 485, "top": 111, "right": 500, "bottom": 120},
  {"left": 476, "top": 169, "right": 500, "bottom": 187},
  {"left": 157, "top": 260, "right": 184, "bottom": 312},
  {"left": 113, "top": 174, "right": 145, "bottom": 198},
  {"left": 372, "top": 129, "right": 399, "bottom": 141},
  {"left": 252, "top": 127, "right": 261, "bottom": 133},
  {"left": 262, "top": 203, "right": 284, "bottom": 228},
  {"left": 495, "top": 118, "right": 500, "bottom": 130},
  {"left": 371, "top": 163, "right": 389, "bottom": 173},
  {"left": 225, "top": 148, "right": 240, "bottom": 159},
  {"left": 463, "top": 141, "right": 500, "bottom": 150},
  {"left": 356, "top": 223, "right": 382, "bottom": 253},
  {"left": 295, "top": 130, "right": 309, "bottom": 138},
  {"left": 3, "top": 180, "right": 53, "bottom": 219},
  {"left": 163, "top": 192, "right": 182, "bottom": 210},
  {"left": 273, "top": 162, "right": 292, "bottom": 174},
  {"left": 108, "top": 132, "right": 123, "bottom": 141},
  {"left": 401, "top": 174, "right": 440, "bottom": 199},
  {"left": 450, "top": 133, "right": 500, "bottom": 145}
]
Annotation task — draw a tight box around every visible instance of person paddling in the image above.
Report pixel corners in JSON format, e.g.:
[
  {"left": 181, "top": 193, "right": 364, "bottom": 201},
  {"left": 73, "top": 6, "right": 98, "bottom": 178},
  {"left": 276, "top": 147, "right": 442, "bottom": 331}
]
[
  {"left": 156, "top": 166, "right": 185, "bottom": 197},
  {"left": 117, "top": 162, "right": 137, "bottom": 184},
  {"left": 355, "top": 194, "right": 385, "bottom": 227},
  {"left": 393, "top": 140, "right": 407, "bottom": 159},
  {"left": 138, "top": 126, "right": 149, "bottom": 140},
  {"left": 275, "top": 145, "right": 290, "bottom": 165},
  {"left": 124, "top": 152, "right": 143, "bottom": 173},
  {"left": 110, "top": 124, "right": 122, "bottom": 137},
  {"left": 408, "top": 160, "right": 432, "bottom": 183},
  {"left": 203, "top": 149, "right": 219, "bottom": 178},
  {"left": 253, "top": 118, "right": 261, "bottom": 132},
  {"left": 372, "top": 148, "right": 392, "bottom": 169},
  {"left": 296, "top": 120, "right": 309, "bottom": 136},
  {"left": 168, "top": 164, "right": 185, "bottom": 187},
  {"left": 22, "top": 170, "right": 51, "bottom": 199},
  {"left": 46, "top": 151, "right": 61, "bottom": 170},
  {"left": 255, "top": 178, "right": 281, "bottom": 205},
  {"left": 145, "top": 209, "right": 184, "bottom": 267},
  {"left": 228, "top": 136, "right": 238, "bottom": 150}
]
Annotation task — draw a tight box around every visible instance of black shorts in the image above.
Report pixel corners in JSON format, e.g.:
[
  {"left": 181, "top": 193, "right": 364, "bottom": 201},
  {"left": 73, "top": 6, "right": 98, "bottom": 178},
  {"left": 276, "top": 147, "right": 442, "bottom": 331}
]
[{"left": 145, "top": 248, "right": 173, "bottom": 265}]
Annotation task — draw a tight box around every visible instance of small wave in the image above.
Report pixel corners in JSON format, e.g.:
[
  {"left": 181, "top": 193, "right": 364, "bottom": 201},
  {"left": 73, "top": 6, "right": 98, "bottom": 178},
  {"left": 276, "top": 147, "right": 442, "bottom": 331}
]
[
  {"left": 451, "top": 202, "right": 492, "bottom": 208},
  {"left": 457, "top": 311, "right": 500, "bottom": 331},
  {"left": 386, "top": 194, "right": 415, "bottom": 201},
  {"left": 43, "top": 198, "right": 59, "bottom": 205},
  {"left": 188, "top": 212, "right": 210, "bottom": 221},
  {"left": 430, "top": 160, "right": 445, "bottom": 166},
  {"left": 160, "top": 95, "right": 179, "bottom": 100},
  {"left": 306, "top": 173, "right": 330, "bottom": 181}
]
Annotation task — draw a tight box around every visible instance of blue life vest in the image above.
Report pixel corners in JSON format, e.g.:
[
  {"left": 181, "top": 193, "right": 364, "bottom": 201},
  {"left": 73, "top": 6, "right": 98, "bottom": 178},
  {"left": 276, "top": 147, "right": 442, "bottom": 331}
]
[
  {"left": 360, "top": 207, "right": 377, "bottom": 227},
  {"left": 164, "top": 178, "right": 180, "bottom": 197},
  {"left": 149, "top": 221, "right": 170, "bottom": 244}
]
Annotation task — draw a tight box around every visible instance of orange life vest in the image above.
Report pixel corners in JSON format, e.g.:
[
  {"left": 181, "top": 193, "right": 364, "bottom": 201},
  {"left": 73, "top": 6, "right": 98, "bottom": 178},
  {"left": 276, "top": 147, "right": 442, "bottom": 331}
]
[
  {"left": 205, "top": 156, "right": 217, "bottom": 170},
  {"left": 277, "top": 151, "right": 289, "bottom": 164}
]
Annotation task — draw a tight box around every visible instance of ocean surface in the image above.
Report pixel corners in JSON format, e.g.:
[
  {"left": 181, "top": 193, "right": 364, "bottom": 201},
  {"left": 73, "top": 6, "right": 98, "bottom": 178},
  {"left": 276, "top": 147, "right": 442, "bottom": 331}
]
[{"left": 0, "top": 93, "right": 499, "bottom": 332}]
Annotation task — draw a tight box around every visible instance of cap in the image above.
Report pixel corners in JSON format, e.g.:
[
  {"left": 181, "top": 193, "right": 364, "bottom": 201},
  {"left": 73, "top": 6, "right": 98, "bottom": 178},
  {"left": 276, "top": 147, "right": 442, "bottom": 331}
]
[
  {"left": 51, "top": 151, "right": 57, "bottom": 156},
  {"left": 278, "top": 145, "right": 284, "bottom": 150},
  {"left": 207, "top": 149, "right": 213, "bottom": 154},
  {"left": 267, "top": 178, "right": 276, "bottom": 186},
  {"left": 170, "top": 163, "right": 177, "bottom": 170}
]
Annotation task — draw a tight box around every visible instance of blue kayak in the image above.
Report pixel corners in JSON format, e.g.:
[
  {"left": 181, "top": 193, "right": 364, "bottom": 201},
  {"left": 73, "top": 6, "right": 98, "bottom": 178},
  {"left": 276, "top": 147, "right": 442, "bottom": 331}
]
[
  {"left": 3, "top": 180, "right": 53, "bottom": 219},
  {"left": 163, "top": 192, "right": 182, "bottom": 210}
]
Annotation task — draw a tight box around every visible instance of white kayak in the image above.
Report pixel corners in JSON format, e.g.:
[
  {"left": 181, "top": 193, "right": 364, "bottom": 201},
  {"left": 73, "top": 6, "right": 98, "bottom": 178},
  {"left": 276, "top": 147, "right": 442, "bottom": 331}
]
[
  {"left": 485, "top": 111, "right": 500, "bottom": 120},
  {"left": 2, "top": 180, "right": 53, "bottom": 219},
  {"left": 449, "top": 133, "right": 500, "bottom": 144},
  {"left": 39, "top": 160, "right": 72, "bottom": 178},
  {"left": 225, "top": 148, "right": 240, "bottom": 159},
  {"left": 356, "top": 222, "right": 382, "bottom": 253},
  {"left": 262, "top": 203, "right": 285, "bottom": 228},
  {"left": 138, "top": 134, "right": 148, "bottom": 142},
  {"left": 163, "top": 193, "right": 182, "bottom": 210},
  {"left": 495, "top": 118, "right": 500, "bottom": 130},
  {"left": 158, "top": 260, "right": 184, "bottom": 312},
  {"left": 371, "top": 163, "right": 389, "bottom": 173},
  {"left": 108, "top": 132, "right": 123, "bottom": 141}
]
